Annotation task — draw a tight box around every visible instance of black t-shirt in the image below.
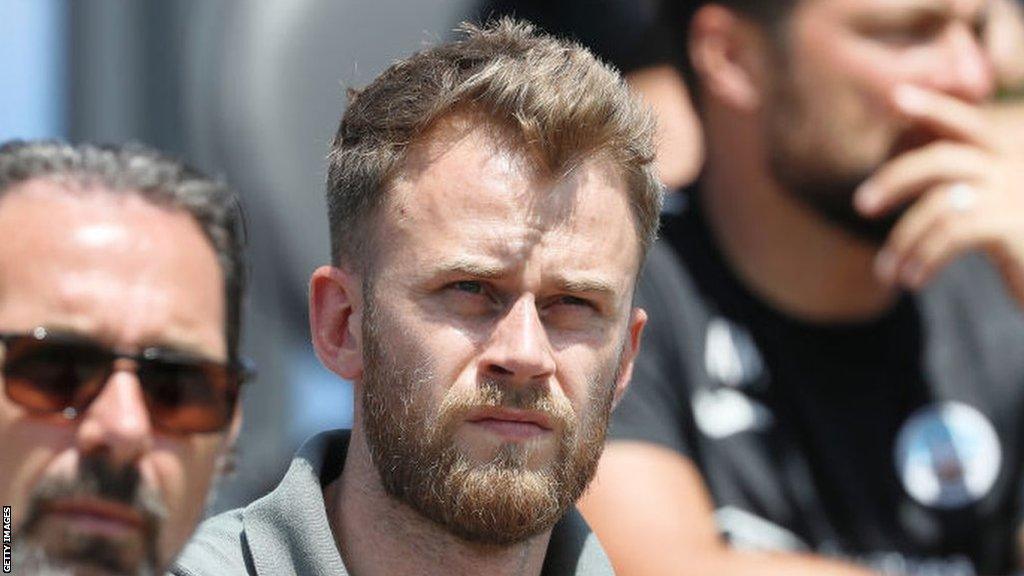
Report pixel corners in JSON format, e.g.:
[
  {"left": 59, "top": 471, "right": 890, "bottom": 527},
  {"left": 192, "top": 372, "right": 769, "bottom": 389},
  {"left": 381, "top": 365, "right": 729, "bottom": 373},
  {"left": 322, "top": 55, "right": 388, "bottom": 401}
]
[{"left": 610, "top": 192, "right": 1024, "bottom": 575}]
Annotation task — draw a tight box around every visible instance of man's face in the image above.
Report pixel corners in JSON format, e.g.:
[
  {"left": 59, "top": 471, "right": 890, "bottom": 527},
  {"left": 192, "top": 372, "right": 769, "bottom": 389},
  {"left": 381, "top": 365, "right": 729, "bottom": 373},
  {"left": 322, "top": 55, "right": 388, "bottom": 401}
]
[
  {"left": 761, "top": 0, "right": 995, "bottom": 241},
  {"left": 356, "top": 116, "right": 644, "bottom": 545},
  {"left": 0, "top": 181, "right": 237, "bottom": 575}
]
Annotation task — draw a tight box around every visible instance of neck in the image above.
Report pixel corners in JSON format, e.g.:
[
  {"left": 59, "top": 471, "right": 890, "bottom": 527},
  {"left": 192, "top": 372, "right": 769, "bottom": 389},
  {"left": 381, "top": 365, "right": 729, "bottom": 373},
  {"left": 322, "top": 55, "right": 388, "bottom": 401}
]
[
  {"left": 699, "top": 105, "right": 900, "bottom": 322},
  {"left": 325, "top": 426, "right": 552, "bottom": 576}
]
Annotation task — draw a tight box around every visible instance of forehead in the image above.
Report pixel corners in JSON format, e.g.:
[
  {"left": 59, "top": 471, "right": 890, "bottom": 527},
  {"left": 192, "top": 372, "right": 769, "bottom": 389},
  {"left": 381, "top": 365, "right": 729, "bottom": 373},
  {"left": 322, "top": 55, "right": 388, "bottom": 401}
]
[
  {"left": 378, "top": 115, "right": 641, "bottom": 285},
  {"left": 0, "top": 180, "right": 226, "bottom": 357}
]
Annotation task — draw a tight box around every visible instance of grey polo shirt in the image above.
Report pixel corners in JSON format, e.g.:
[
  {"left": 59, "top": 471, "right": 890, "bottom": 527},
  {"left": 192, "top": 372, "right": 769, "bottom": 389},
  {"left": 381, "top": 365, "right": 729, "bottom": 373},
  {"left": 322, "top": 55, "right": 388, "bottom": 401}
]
[{"left": 172, "top": 429, "right": 614, "bottom": 576}]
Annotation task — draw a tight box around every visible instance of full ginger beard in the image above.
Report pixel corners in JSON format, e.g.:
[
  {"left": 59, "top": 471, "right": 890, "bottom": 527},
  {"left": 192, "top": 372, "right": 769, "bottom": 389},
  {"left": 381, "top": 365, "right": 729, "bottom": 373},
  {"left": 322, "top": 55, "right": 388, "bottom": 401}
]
[{"left": 359, "top": 293, "right": 617, "bottom": 546}]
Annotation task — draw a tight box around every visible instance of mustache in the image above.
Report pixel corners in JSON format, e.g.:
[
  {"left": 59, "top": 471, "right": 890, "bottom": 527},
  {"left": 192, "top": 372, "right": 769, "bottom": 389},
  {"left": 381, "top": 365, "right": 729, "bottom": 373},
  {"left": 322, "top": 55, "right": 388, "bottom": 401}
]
[
  {"left": 433, "top": 378, "right": 576, "bottom": 432},
  {"left": 22, "top": 454, "right": 167, "bottom": 538}
]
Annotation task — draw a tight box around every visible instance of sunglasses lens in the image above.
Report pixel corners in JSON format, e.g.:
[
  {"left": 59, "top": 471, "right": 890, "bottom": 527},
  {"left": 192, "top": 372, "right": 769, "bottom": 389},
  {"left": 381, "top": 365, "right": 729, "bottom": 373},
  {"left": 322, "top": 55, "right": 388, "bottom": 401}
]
[
  {"left": 2, "top": 331, "right": 244, "bottom": 433},
  {"left": 140, "top": 361, "right": 237, "bottom": 433},
  {"left": 3, "top": 338, "right": 108, "bottom": 413}
]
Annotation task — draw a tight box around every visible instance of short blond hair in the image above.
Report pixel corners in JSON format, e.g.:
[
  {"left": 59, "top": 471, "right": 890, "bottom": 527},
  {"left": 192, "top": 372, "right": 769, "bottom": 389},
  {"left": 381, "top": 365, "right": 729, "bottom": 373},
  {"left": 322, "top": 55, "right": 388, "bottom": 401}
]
[{"left": 326, "top": 18, "right": 661, "bottom": 272}]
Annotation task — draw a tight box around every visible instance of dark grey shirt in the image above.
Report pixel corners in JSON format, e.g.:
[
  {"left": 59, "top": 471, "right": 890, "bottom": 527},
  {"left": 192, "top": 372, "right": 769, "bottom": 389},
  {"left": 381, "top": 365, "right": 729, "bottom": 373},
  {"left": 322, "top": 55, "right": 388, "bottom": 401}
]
[
  {"left": 610, "top": 197, "right": 1024, "bottom": 574},
  {"left": 172, "top": 429, "right": 614, "bottom": 576}
]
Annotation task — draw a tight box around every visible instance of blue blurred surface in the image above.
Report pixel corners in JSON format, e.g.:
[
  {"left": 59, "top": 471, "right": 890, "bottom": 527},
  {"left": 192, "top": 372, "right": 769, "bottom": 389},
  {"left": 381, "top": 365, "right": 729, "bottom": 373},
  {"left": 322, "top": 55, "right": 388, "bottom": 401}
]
[{"left": 0, "top": 0, "right": 66, "bottom": 140}]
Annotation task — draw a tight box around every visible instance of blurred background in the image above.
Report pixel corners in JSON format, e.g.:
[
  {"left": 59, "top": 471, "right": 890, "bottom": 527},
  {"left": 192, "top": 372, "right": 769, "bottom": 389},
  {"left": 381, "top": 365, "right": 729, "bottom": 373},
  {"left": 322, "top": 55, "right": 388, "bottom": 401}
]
[{"left": 1, "top": 0, "right": 1022, "bottom": 515}]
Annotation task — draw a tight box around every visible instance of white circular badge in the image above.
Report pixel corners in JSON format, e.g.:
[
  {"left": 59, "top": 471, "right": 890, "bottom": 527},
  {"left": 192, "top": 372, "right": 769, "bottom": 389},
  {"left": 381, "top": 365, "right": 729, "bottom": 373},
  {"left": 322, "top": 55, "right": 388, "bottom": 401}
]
[{"left": 894, "top": 402, "right": 1001, "bottom": 510}]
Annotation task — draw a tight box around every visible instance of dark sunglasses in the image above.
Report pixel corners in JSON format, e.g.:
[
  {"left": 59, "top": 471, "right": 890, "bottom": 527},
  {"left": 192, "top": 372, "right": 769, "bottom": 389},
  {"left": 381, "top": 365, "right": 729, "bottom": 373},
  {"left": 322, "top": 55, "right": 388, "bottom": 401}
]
[{"left": 0, "top": 327, "right": 252, "bottom": 434}]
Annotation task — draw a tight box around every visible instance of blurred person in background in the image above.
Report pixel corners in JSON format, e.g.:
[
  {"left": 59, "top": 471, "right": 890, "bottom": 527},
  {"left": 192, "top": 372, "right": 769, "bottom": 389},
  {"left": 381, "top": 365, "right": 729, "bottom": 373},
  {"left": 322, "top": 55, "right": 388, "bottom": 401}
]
[
  {"left": 473, "top": 0, "right": 705, "bottom": 191},
  {"left": 0, "top": 141, "right": 249, "bottom": 575},
  {"left": 476, "top": 0, "right": 1023, "bottom": 194},
  {"left": 576, "top": 0, "right": 1024, "bottom": 575},
  {"left": 173, "top": 19, "right": 659, "bottom": 576}
]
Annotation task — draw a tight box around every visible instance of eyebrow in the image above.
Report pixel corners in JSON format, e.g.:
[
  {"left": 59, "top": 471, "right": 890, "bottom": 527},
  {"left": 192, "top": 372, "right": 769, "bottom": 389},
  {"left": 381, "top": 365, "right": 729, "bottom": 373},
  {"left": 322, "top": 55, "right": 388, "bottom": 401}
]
[
  {"left": 553, "top": 276, "right": 619, "bottom": 299},
  {"left": 430, "top": 258, "right": 620, "bottom": 298},
  {"left": 863, "top": 0, "right": 985, "bottom": 26},
  {"left": 431, "top": 257, "right": 508, "bottom": 280},
  {"left": 858, "top": 3, "right": 947, "bottom": 23}
]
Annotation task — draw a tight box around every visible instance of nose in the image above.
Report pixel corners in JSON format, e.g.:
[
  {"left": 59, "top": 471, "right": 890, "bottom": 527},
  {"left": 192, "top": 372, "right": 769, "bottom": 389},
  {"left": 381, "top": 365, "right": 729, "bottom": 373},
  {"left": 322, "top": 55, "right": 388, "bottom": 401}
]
[
  {"left": 931, "top": 24, "right": 995, "bottom": 103},
  {"left": 75, "top": 367, "right": 154, "bottom": 467},
  {"left": 479, "top": 296, "right": 556, "bottom": 384}
]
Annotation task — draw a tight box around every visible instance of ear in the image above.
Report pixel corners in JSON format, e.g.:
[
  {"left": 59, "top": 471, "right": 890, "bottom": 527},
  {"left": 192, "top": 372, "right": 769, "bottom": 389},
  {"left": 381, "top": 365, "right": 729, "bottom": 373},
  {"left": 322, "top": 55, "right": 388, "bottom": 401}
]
[
  {"left": 309, "top": 265, "right": 364, "bottom": 381},
  {"left": 689, "top": 5, "right": 769, "bottom": 111},
  {"left": 611, "top": 307, "right": 647, "bottom": 408}
]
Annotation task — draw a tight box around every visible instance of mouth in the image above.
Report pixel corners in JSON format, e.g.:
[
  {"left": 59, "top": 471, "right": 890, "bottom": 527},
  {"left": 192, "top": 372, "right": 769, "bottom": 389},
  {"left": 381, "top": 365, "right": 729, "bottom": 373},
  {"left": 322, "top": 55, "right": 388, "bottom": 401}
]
[
  {"left": 465, "top": 408, "right": 554, "bottom": 440},
  {"left": 41, "top": 498, "right": 146, "bottom": 538}
]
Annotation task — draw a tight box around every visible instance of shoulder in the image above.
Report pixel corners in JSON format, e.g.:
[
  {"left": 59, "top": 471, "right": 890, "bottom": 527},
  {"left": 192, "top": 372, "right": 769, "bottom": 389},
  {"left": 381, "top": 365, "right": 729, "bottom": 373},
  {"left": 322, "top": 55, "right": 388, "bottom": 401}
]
[
  {"left": 170, "top": 508, "right": 253, "bottom": 576},
  {"left": 542, "top": 507, "right": 615, "bottom": 576},
  {"left": 630, "top": 225, "right": 714, "bottom": 386},
  {"left": 923, "top": 255, "right": 1024, "bottom": 340},
  {"left": 636, "top": 208, "right": 715, "bottom": 339},
  {"left": 921, "top": 255, "right": 1024, "bottom": 390},
  {"left": 635, "top": 237, "right": 704, "bottom": 350}
]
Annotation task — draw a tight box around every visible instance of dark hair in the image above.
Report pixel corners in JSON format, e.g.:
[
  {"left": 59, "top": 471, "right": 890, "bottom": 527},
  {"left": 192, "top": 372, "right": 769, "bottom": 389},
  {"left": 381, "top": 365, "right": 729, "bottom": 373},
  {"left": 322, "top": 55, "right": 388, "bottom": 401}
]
[
  {"left": 663, "top": 0, "right": 800, "bottom": 90},
  {"left": 326, "top": 18, "right": 661, "bottom": 274},
  {"left": 0, "top": 140, "right": 248, "bottom": 360}
]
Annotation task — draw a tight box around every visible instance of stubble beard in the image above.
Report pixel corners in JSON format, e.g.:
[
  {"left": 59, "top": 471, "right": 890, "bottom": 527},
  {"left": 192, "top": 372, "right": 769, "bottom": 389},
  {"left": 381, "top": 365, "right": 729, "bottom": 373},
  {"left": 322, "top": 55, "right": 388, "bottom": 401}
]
[
  {"left": 359, "top": 290, "right": 617, "bottom": 546},
  {"left": 14, "top": 456, "right": 166, "bottom": 576},
  {"left": 764, "top": 52, "right": 903, "bottom": 245}
]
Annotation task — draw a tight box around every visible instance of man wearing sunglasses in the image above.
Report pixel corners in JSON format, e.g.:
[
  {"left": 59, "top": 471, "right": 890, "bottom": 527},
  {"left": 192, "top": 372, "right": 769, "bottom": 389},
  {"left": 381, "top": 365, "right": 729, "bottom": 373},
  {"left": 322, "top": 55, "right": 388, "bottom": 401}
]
[
  {"left": 0, "top": 140, "right": 249, "bottom": 575},
  {"left": 174, "top": 19, "right": 658, "bottom": 576}
]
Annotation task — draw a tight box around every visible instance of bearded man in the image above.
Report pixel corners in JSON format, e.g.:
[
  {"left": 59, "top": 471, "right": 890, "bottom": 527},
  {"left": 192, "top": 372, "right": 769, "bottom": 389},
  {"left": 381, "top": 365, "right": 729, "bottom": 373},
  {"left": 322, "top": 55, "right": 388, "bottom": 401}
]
[
  {"left": 173, "top": 18, "right": 661, "bottom": 576},
  {"left": 578, "top": 0, "right": 1024, "bottom": 575}
]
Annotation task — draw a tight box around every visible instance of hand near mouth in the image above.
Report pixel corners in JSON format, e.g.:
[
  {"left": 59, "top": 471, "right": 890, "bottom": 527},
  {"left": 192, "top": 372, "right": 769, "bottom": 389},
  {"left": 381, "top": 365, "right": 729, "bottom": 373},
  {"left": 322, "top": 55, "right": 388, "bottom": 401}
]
[{"left": 855, "top": 84, "right": 1024, "bottom": 305}]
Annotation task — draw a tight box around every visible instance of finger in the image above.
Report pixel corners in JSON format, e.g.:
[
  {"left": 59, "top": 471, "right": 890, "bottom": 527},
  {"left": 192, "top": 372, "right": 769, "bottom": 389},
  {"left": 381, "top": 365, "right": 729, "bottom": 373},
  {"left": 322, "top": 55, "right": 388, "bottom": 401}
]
[
  {"left": 892, "top": 206, "right": 984, "bottom": 290},
  {"left": 855, "top": 142, "right": 988, "bottom": 216},
  {"left": 985, "top": 220, "right": 1024, "bottom": 308},
  {"left": 994, "top": 252, "right": 1024, "bottom": 309},
  {"left": 875, "top": 185, "right": 960, "bottom": 285},
  {"left": 891, "top": 85, "right": 994, "bottom": 150}
]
